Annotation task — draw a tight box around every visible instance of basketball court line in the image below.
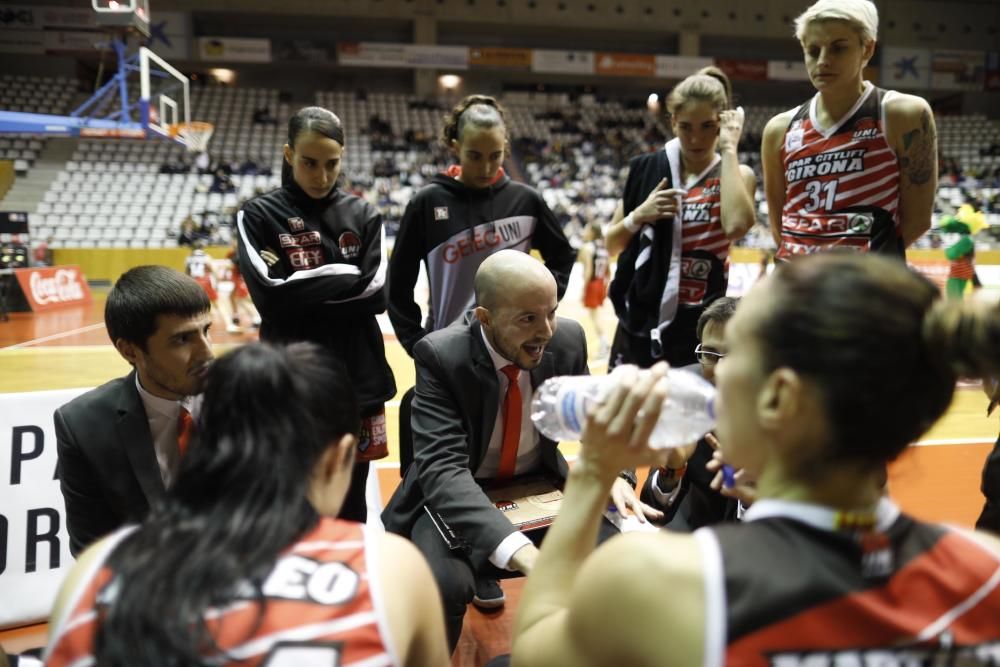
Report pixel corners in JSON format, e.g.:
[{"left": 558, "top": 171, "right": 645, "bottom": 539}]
[
  {"left": 914, "top": 437, "right": 996, "bottom": 447},
  {"left": 2, "top": 323, "right": 107, "bottom": 351}
]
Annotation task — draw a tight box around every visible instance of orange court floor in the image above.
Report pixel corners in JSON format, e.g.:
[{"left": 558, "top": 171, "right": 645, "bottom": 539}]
[{"left": 1, "top": 291, "right": 997, "bottom": 666}]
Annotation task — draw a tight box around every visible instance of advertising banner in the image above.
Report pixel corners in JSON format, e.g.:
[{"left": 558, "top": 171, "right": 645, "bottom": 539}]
[
  {"left": 337, "top": 42, "right": 468, "bottom": 70},
  {"left": 531, "top": 49, "right": 594, "bottom": 75},
  {"left": 655, "top": 55, "right": 714, "bottom": 79},
  {"left": 142, "top": 11, "right": 190, "bottom": 61},
  {"left": 13, "top": 265, "right": 92, "bottom": 312},
  {"left": 931, "top": 50, "right": 986, "bottom": 92},
  {"left": 767, "top": 60, "right": 809, "bottom": 82},
  {"left": 715, "top": 59, "right": 768, "bottom": 81},
  {"left": 0, "top": 388, "right": 86, "bottom": 629},
  {"left": 880, "top": 46, "right": 932, "bottom": 89},
  {"left": 198, "top": 36, "right": 272, "bottom": 63},
  {"left": 595, "top": 52, "right": 656, "bottom": 77},
  {"left": 469, "top": 47, "right": 532, "bottom": 69}
]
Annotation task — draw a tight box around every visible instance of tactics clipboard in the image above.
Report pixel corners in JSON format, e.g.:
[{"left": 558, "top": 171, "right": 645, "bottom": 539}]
[{"left": 485, "top": 476, "right": 564, "bottom": 532}]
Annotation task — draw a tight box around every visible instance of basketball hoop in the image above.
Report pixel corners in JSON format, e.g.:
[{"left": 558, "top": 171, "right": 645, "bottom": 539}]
[{"left": 170, "top": 121, "right": 215, "bottom": 153}]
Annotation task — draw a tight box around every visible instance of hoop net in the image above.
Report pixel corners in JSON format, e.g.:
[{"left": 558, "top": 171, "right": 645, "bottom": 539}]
[{"left": 169, "top": 121, "right": 215, "bottom": 152}]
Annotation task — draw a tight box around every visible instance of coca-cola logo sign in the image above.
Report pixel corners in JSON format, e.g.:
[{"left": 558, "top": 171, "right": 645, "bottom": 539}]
[
  {"left": 13, "top": 265, "right": 92, "bottom": 311},
  {"left": 29, "top": 269, "right": 84, "bottom": 304}
]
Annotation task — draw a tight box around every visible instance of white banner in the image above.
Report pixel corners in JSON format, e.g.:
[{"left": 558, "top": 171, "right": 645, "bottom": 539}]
[
  {"left": 337, "top": 42, "right": 468, "bottom": 70},
  {"left": 198, "top": 36, "right": 271, "bottom": 63},
  {"left": 404, "top": 44, "right": 468, "bottom": 69},
  {"left": 654, "top": 54, "right": 714, "bottom": 79},
  {"left": 0, "top": 388, "right": 87, "bottom": 629},
  {"left": 880, "top": 46, "right": 932, "bottom": 90},
  {"left": 767, "top": 60, "right": 809, "bottom": 82},
  {"left": 531, "top": 49, "right": 594, "bottom": 75}
]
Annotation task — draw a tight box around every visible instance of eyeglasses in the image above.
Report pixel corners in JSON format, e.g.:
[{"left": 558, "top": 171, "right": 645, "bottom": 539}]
[{"left": 695, "top": 344, "right": 726, "bottom": 365}]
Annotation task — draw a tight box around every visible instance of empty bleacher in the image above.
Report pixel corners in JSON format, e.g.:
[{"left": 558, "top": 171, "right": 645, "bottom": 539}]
[
  {"left": 0, "top": 74, "right": 77, "bottom": 174},
  {"left": 25, "top": 85, "right": 292, "bottom": 249}
]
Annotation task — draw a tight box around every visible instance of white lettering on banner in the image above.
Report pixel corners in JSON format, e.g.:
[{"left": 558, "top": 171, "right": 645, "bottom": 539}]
[
  {"left": 29, "top": 269, "right": 85, "bottom": 305},
  {"left": 0, "top": 389, "right": 86, "bottom": 629}
]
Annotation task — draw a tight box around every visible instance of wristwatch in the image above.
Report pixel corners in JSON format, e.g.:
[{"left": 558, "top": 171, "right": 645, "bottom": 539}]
[{"left": 617, "top": 469, "right": 638, "bottom": 489}]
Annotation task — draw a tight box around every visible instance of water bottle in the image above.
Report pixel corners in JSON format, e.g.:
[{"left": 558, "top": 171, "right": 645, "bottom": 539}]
[{"left": 530, "top": 365, "right": 716, "bottom": 449}]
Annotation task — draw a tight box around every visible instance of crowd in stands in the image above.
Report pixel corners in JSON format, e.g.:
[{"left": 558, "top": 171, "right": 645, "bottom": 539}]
[
  {"left": 5, "top": 72, "right": 997, "bottom": 254},
  {"left": 5, "top": 1, "right": 1000, "bottom": 664}
]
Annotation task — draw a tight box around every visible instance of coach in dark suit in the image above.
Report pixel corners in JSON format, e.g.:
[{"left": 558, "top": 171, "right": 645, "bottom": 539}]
[
  {"left": 383, "top": 250, "right": 655, "bottom": 650},
  {"left": 55, "top": 266, "right": 213, "bottom": 556}
]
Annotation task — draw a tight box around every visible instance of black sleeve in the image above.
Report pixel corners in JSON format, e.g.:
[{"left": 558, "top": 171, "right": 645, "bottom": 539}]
[
  {"left": 388, "top": 197, "right": 430, "bottom": 357},
  {"left": 977, "top": 437, "right": 1000, "bottom": 532},
  {"left": 237, "top": 199, "right": 388, "bottom": 320},
  {"left": 55, "top": 408, "right": 117, "bottom": 557},
  {"left": 530, "top": 192, "right": 577, "bottom": 301}
]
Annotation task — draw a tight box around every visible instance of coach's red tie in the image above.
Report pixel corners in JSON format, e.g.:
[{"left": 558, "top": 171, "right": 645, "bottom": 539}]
[
  {"left": 177, "top": 406, "right": 193, "bottom": 459},
  {"left": 497, "top": 364, "right": 522, "bottom": 480}
]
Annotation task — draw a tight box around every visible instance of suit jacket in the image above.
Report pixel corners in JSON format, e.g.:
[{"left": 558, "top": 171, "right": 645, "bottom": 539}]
[
  {"left": 639, "top": 438, "right": 740, "bottom": 531},
  {"left": 977, "top": 435, "right": 1000, "bottom": 532},
  {"left": 55, "top": 370, "right": 165, "bottom": 556},
  {"left": 382, "top": 316, "right": 588, "bottom": 570}
]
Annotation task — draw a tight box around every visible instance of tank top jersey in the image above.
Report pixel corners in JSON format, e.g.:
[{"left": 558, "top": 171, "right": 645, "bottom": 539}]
[
  {"left": 679, "top": 161, "right": 728, "bottom": 306},
  {"left": 45, "top": 518, "right": 401, "bottom": 667},
  {"left": 186, "top": 249, "right": 216, "bottom": 285},
  {"left": 777, "top": 83, "right": 904, "bottom": 259},
  {"left": 694, "top": 498, "right": 1000, "bottom": 666},
  {"left": 589, "top": 239, "right": 610, "bottom": 282},
  {"left": 227, "top": 248, "right": 243, "bottom": 281}
]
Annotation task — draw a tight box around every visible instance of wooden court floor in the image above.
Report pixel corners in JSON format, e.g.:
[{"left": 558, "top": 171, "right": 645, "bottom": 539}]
[{"left": 1, "top": 292, "right": 997, "bottom": 665}]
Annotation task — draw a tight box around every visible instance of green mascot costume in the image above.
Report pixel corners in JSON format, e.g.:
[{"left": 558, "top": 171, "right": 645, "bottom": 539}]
[{"left": 940, "top": 204, "right": 986, "bottom": 300}]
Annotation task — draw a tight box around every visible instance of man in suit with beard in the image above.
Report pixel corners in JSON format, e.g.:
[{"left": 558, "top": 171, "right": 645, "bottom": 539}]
[
  {"left": 383, "top": 250, "right": 658, "bottom": 650},
  {"left": 55, "top": 265, "right": 214, "bottom": 556}
]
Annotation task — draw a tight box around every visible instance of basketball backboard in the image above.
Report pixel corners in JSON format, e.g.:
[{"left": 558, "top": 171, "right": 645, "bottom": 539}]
[
  {"left": 140, "top": 47, "right": 190, "bottom": 140},
  {"left": 0, "top": 0, "right": 199, "bottom": 148}
]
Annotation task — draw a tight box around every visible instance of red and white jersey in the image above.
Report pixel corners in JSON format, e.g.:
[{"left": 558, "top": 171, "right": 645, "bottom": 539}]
[
  {"left": 777, "top": 83, "right": 904, "bottom": 259},
  {"left": 185, "top": 249, "right": 216, "bottom": 286},
  {"left": 696, "top": 498, "right": 1000, "bottom": 666},
  {"left": 679, "top": 162, "right": 728, "bottom": 306},
  {"left": 46, "top": 518, "right": 400, "bottom": 667},
  {"left": 587, "top": 239, "right": 610, "bottom": 282}
]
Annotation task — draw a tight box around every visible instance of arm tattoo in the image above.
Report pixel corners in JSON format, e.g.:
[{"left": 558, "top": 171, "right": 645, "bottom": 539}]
[{"left": 899, "top": 108, "right": 935, "bottom": 186}]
